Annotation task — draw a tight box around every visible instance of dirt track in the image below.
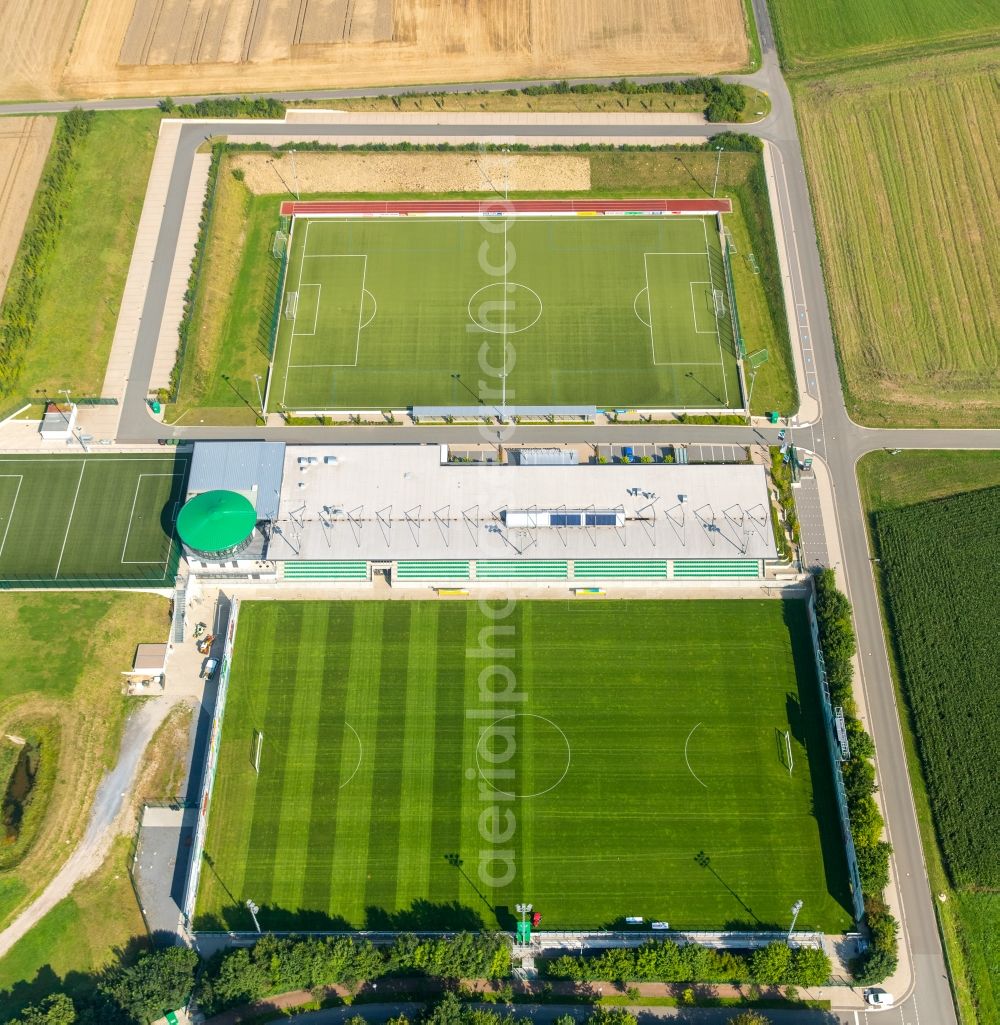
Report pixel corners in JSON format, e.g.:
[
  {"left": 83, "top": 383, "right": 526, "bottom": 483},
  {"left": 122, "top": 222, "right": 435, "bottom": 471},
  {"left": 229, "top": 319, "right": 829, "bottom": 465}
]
[
  {"left": 0, "top": 117, "right": 55, "bottom": 302},
  {"left": 231, "top": 150, "right": 591, "bottom": 195},
  {"left": 46, "top": 0, "right": 748, "bottom": 101}
]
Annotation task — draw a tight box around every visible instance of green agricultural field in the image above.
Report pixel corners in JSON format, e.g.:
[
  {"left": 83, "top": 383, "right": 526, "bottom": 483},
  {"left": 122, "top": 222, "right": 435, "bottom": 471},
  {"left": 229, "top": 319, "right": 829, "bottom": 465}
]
[
  {"left": 269, "top": 213, "right": 742, "bottom": 412},
  {"left": 0, "top": 453, "right": 188, "bottom": 587},
  {"left": 866, "top": 473, "right": 1000, "bottom": 1023},
  {"left": 195, "top": 599, "right": 853, "bottom": 934},
  {"left": 769, "top": 0, "right": 999, "bottom": 73},
  {"left": 797, "top": 51, "right": 999, "bottom": 426}
]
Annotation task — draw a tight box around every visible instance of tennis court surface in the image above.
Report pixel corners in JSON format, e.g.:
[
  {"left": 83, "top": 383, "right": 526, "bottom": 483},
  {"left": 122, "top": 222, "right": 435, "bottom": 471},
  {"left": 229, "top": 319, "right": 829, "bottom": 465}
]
[
  {"left": 270, "top": 207, "right": 743, "bottom": 413},
  {"left": 0, "top": 453, "right": 189, "bottom": 587}
]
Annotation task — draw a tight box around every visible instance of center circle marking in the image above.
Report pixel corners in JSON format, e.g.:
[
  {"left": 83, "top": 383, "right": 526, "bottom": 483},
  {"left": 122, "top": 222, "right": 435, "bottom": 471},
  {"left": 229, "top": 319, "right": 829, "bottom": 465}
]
[
  {"left": 467, "top": 282, "right": 543, "bottom": 335},
  {"left": 475, "top": 713, "right": 570, "bottom": 798}
]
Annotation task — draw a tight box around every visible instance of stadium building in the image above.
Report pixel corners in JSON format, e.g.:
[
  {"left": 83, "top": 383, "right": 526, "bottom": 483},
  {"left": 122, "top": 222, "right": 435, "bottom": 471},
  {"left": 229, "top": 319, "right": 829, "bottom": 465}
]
[{"left": 177, "top": 442, "right": 780, "bottom": 585}]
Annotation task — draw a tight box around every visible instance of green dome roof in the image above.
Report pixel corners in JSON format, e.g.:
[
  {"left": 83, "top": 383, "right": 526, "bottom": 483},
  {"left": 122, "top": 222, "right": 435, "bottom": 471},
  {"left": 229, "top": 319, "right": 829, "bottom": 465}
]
[{"left": 177, "top": 490, "right": 256, "bottom": 555}]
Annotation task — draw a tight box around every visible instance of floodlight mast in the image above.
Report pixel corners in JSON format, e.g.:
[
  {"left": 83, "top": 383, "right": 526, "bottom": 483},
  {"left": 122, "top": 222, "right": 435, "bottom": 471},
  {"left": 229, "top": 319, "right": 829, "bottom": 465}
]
[
  {"left": 788, "top": 899, "right": 803, "bottom": 941},
  {"left": 246, "top": 898, "right": 262, "bottom": 934},
  {"left": 712, "top": 146, "right": 724, "bottom": 198}
]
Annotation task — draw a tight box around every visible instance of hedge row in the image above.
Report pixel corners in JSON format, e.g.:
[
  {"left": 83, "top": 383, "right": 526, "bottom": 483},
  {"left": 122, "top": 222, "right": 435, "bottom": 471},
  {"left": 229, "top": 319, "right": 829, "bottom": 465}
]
[
  {"left": 814, "top": 569, "right": 898, "bottom": 984},
  {"left": 543, "top": 939, "right": 831, "bottom": 987},
  {"left": 224, "top": 133, "right": 763, "bottom": 157},
  {"left": 197, "top": 933, "right": 512, "bottom": 1015},
  {"left": 158, "top": 96, "right": 286, "bottom": 119},
  {"left": 0, "top": 108, "right": 95, "bottom": 399},
  {"left": 168, "top": 142, "right": 224, "bottom": 399}
]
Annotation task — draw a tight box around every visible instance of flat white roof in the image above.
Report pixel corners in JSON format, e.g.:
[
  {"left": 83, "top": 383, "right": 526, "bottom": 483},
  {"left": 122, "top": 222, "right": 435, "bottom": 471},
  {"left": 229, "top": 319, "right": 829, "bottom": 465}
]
[{"left": 269, "top": 446, "right": 778, "bottom": 563}]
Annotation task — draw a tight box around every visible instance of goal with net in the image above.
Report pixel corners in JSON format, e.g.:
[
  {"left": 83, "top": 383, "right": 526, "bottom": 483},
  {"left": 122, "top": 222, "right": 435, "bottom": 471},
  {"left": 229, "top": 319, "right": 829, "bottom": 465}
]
[
  {"left": 252, "top": 729, "right": 264, "bottom": 773},
  {"left": 284, "top": 291, "right": 299, "bottom": 320}
]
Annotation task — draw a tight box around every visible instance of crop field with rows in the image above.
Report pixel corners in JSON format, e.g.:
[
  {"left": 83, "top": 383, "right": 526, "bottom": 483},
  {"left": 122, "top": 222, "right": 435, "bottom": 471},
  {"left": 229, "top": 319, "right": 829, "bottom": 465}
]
[
  {"left": 874, "top": 484, "right": 1000, "bottom": 1021},
  {"left": 797, "top": 51, "right": 999, "bottom": 426}
]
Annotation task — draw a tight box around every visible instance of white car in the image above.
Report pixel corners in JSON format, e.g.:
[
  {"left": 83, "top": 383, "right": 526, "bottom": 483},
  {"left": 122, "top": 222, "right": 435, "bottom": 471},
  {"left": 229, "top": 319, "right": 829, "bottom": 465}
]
[{"left": 864, "top": 988, "right": 895, "bottom": 1008}]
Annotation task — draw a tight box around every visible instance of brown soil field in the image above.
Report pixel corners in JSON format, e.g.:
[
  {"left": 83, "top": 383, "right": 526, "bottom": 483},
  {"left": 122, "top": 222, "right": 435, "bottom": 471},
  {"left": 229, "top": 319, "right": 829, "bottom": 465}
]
[
  {"left": 54, "top": 0, "right": 748, "bottom": 101},
  {"left": 0, "top": 117, "right": 55, "bottom": 303},
  {"left": 231, "top": 150, "right": 591, "bottom": 194}
]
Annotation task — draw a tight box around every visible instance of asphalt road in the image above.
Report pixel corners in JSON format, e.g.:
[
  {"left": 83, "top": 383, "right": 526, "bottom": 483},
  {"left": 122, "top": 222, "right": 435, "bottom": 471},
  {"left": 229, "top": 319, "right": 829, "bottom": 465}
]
[{"left": 9, "top": 2, "right": 998, "bottom": 1021}]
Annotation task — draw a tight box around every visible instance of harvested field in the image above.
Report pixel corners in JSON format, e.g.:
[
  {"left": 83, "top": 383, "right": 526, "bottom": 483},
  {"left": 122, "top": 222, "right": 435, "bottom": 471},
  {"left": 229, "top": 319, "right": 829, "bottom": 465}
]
[
  {"left": 0, "top": 0, "right": 89, "bottom": 100},
  {"left": 797, "top": 50, "right": 1000, "bottom": 426},
  {"left": 0, "top": 118, "right": 55, "bottom": 305},
  {"left": 231, "top": 151, "right": 591, "bottom": 195},
  {"left": 62, "top": 0, "right": 748, "bottom": 100}
]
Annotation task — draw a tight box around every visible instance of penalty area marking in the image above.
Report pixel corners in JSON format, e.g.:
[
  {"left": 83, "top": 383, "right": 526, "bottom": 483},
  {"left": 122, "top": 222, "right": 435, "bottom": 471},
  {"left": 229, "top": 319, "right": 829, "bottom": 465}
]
[
  {"left": 684, "top": 722, "right": 709, "bottom": 789},
  {"left": 339, "top": 722, "right": 364, "bottom": 789},
  {"left": 633, "top": 287, "right": 650, "bottom": 328},
  {"left": 0, "top": 475, "right": 24, "bottom": 561},
  {"left": 121, "top": 472, "right": 179, "bottom": 567}
]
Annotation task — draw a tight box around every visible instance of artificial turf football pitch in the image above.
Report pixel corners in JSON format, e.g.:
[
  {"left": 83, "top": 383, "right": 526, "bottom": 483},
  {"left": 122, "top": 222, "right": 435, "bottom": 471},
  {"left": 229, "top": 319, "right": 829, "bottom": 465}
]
[
  {"left": 269, "top": 214, "right": 742, "bottom": 412},
  {"left": 195, "top": 599, "right": 853, "bottom": 933},
  {"left": 0, "top": 453, "right": 188, "bottom": 587}
]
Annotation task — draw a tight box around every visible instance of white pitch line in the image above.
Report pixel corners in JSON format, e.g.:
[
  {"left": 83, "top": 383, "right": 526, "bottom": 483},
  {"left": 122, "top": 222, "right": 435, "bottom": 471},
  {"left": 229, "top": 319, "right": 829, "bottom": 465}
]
[
  {"left": 0, "top": 475, "right": 24, "bottom": 561},
  {"left": 684, "top": 722, "right": 709, "bottom": 789},
  {"left": 54, "top": 462, "right": 86, "bottom": 580}
]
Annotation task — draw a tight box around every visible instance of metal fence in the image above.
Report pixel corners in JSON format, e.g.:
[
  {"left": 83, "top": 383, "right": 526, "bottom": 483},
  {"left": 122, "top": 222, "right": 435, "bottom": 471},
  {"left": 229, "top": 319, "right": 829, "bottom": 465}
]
[{"left": 182, "top": 595, "right": 241, "bottom": 926}]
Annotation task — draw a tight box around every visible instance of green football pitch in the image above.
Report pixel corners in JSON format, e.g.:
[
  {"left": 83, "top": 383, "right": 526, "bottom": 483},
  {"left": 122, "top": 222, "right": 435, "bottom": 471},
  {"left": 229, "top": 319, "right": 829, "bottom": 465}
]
[
  {"left": 0, "top": 453, "right": 189, "bottom": 587},
  {"left": 269, "top": 215, "right": 743, "bottom": 412},
  {"left": 195, "top": 599, "right": 853, "bottom": 933}
]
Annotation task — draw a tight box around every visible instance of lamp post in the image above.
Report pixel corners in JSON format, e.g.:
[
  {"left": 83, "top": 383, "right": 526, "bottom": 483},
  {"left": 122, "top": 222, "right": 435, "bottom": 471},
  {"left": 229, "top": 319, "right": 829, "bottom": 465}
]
[
  {"left": 788, "top": 899, "right": 803, "bottom": 941},
  {"left": 290, "top": 148, "right": 300, "bottom": 200},
  {"left": 254, "top": 374, "right": 264, "bottom": 416},
  {"left": 246, "top": 898, "right": 261, "bottom": 934},
  {"left": 712, "top": 145, "right": 724, "bottom": 198}
]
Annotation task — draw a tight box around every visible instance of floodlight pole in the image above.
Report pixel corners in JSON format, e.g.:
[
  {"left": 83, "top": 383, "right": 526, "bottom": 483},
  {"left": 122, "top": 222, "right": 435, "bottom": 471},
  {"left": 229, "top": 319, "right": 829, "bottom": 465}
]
[
  {"left": 290, "top": 149, "right": 300, "bottom": 201},
  {"left": 788, "top": 899, "right": 803, "bottom": 941},
  {"left": 246, "top": 898, "right": 262, "bottom": 934},
  {"left": 712, "top": 146, "right": 724, "bottom": 199},
  {"left": 254, "top": 374, "right": 265, "bottom": 416}
]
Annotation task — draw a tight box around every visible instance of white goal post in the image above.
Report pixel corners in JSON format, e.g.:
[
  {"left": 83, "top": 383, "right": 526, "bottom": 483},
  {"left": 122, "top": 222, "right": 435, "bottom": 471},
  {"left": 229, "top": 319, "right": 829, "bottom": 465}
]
[
  {"left": 713, "top": 288, "right": 728, "bottom": 318},
  {"left": 284, "top": 291, "right": 299, "bottom": 320},
  {"left": 252, "top": 729, "right": 264, "bottom": 773},
  {"left": 785, "top": 729, "right": 793, "bottom": 776}
]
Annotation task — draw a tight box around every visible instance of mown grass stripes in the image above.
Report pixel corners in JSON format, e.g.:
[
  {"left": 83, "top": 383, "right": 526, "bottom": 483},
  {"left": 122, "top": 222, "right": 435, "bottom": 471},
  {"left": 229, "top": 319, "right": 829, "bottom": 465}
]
[{"left": 196, "top": 599, "right": 852, "bottom": 933}]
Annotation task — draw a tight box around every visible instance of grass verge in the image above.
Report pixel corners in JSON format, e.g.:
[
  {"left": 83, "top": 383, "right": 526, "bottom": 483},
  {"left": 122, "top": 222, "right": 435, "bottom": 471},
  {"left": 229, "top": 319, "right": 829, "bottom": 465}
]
[
  {"left": 9, "top": 110, "right": 161, "bottom": 401},
  {"left": 0, "top": 592, "right": 168, "bottom": 932},
  {"left": 0, "top": 837, "right": 148, "bottom": 1019}
]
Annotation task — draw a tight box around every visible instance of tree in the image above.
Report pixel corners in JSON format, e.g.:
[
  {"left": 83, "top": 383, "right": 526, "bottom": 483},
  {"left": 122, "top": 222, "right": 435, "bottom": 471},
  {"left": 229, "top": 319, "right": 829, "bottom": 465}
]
[
  {"left": 587, "top": 1009, "right": 638, "bottom": 1025},
  {"left": 749, "top": 942, "right": 792, "bottom": 984},
  {"left": 13, "top": 995, "right": 77, "bottom": 1025},
  {"left": 728, "top": 1012, "right": 770, "bottom": 1025},
  {"left": 791, "top": 946, "right": 832, "bottom": 986},
  {"left": 101, "top": 946, "right": 198, "bottom": 1025}
]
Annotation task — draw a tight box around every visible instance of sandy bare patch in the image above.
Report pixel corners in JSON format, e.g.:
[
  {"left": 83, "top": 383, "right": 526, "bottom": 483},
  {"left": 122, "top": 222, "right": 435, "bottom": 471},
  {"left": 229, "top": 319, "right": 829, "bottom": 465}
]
[
  {"left": 60, "top": 0, "right": 747, "bottom": 100},
  {"left": 231, "top": 151, "right": 592, "bottom": 195},
  {"left": 0, "top": 117, "right": 56, "bottom": 302}
]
